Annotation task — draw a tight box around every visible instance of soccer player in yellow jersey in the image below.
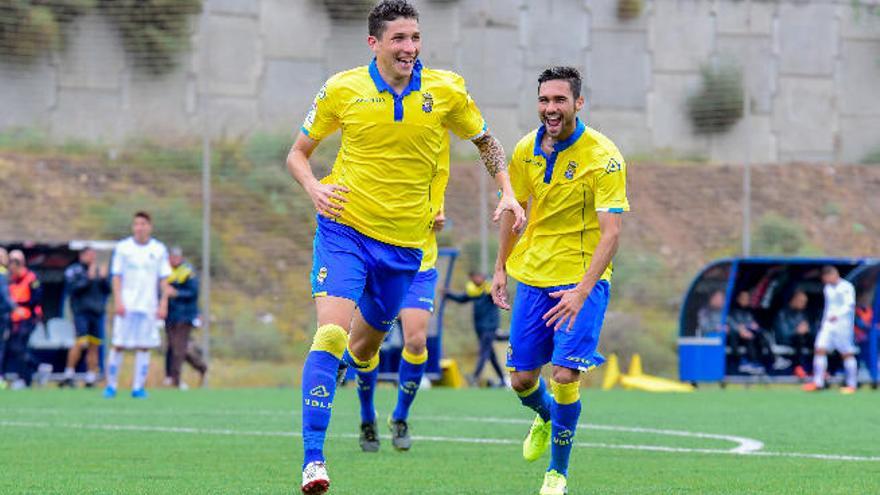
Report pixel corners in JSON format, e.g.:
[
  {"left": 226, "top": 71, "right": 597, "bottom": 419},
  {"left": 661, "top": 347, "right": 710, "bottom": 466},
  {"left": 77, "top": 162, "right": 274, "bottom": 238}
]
[
  {"left": 492, "top": 67, "right": 629, "bottom": 495},
  {"left": 352, "top": 135, "right": 450, "bottom": 454},
  {"left": 286, "top": 1, "right": 525, "bottom": 493}
]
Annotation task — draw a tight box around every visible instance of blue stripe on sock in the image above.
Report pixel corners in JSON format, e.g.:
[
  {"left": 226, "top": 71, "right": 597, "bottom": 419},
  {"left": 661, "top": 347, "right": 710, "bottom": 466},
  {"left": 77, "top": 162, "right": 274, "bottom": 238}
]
[
  {"left": 519, "top": 378, "right": 552, "bottom": 422},
  {"left": 392, "top": 357, "right": 427, "bottom": 421},
  {"left": 549, "top": 398, "right": 581, "bottom": 476},
  {"left": 301, "top": 350, "right": 340, "bottom": 468}
]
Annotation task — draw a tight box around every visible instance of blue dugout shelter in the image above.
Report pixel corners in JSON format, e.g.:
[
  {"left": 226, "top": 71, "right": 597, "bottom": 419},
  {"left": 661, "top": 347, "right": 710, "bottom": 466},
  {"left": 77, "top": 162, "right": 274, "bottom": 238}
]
[{"left": 678, "top": 257, "right": 880, "bottom": 388}]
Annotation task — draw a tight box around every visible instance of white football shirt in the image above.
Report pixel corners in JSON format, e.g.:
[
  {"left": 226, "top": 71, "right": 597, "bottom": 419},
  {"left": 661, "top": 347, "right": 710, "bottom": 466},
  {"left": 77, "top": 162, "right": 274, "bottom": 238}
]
[{"left": 111, "top": 237, "right": 172, "bottom": 314}]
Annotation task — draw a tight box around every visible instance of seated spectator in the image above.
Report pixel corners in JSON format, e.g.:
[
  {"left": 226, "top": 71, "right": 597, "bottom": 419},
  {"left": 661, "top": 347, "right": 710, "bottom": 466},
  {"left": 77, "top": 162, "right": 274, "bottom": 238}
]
[
  {"left": 696, "top": 290, "right": 726, "bottom": 336},
  {"left": 773, "top": 290, "right": 813, "bottom": 379},
  {"left": 728, "top": 290, "right": 787, "bottom": 374}
]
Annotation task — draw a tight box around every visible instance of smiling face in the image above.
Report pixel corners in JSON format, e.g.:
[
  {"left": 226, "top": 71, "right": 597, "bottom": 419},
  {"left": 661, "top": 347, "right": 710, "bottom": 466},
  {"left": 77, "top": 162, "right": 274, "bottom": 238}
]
[
  {"left": 368, "top": 17, "right": 421, "bottom": 85},
  {"left": 537, "top": 79, "right": 584, "bottom": 140}
]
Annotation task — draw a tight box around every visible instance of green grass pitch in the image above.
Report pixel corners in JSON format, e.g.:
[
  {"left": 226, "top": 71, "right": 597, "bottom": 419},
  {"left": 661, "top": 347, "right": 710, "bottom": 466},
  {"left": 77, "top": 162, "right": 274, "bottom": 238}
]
[{"left": 1, "top": 386, "right": 878, "bottom": 494}]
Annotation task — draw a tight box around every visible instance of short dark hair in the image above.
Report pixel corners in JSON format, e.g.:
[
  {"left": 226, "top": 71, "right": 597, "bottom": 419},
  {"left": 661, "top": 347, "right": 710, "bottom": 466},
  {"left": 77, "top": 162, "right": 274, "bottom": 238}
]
[
  {"left": 538, "top": 66, "right": 583, "bottom": 100},
  {"left": 134, "top": 211, "right": 152, "bottom": 223},
  {"left": 368, "top": 0, "right": 419, "bottom": 39}
]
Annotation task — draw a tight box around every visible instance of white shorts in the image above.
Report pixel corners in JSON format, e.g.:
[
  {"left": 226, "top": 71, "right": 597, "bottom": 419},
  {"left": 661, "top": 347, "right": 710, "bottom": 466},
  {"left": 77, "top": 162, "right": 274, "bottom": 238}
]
[
  {"left": 815, "top": 323, "right": 856, "bottom": 354},
  {"left": 112, "top": 312, "right": 161, "bottom": 349}
]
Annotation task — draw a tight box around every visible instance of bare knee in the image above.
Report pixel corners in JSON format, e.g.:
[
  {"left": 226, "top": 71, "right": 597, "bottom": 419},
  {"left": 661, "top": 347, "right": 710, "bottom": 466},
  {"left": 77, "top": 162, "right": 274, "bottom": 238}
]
[
  {"left": 551, "top": 366, "right": 580, "bottom": 385},
  {"left": 510, "top": 371, "right": 539, "bottom": 393},
  {"left": 403, "top": 337, "right": 426, "bottom": 356}
]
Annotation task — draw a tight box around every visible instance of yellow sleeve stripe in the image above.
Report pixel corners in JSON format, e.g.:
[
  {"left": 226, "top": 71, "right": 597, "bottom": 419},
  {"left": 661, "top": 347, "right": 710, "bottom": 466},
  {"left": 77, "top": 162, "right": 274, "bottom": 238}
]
[
  {"left": 310, "top": 324, "right": 348, "bottom": 359},
  {"left": 402, "top": 348, "right": 428, "bottom": 365},
  {"left": 550, "top": 380, "right": 581, "bottom": 405}
]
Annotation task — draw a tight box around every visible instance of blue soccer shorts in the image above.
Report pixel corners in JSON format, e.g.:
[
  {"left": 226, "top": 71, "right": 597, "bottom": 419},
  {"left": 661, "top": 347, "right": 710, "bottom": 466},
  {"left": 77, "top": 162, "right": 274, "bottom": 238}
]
[
  {"left": 400, "top": 268, "right": 439, "bottom": 313},
  {"left": 310, "top": 216, "right": 422, "bottom": 332},
  {"left": 506, "top": 279, "right": 610, "bottom": 372}
]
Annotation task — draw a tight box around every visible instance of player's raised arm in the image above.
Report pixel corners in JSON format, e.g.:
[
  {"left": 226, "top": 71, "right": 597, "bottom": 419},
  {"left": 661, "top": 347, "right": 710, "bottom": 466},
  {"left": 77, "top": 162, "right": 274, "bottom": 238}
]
[
  {"left": 472, "top": 132, "right": 526, "bottom": 232},
  {"left": 286, "top": 133, "right": 349, "bottom": 219}
]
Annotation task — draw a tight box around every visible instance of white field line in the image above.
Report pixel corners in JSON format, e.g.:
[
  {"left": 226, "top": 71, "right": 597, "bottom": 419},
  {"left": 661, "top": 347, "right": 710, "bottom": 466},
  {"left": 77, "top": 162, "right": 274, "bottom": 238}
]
[
  {"left": 1, "top": 419, "right": 878, "bottom": 463},
  {"left": 0, "top": 407, "right": 762, "bottom": 452}
]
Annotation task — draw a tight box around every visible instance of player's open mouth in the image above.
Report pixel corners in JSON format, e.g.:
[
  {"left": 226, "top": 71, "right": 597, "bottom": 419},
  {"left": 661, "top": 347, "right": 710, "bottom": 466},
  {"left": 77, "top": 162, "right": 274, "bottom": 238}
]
[
  {"left": 544, "top": 115, "right": 562, "bottom": 131},
  {"left": 396, "top": 58, "right": 414, "bottom": 70}
]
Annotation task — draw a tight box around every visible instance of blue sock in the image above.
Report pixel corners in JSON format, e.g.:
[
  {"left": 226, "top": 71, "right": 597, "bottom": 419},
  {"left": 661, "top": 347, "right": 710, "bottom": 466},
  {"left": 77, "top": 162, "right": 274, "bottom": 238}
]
[
  {"left": 392, "top": 348, "right": 428, "bottom": 421},
  {"left": 355, "top": 367, "right": 378, "bottom": 424},
  {"left": 343, "top": 348, "right": 380, "bottom": 424},
  {"left": 549, "top": 381, "right": 582, "bottom": 476},
  {"left": 301, "top": 325, "right": 347, "bottom": 468},
  {"left": 517, "top": 377, "right": 552, "bottom": 422}
]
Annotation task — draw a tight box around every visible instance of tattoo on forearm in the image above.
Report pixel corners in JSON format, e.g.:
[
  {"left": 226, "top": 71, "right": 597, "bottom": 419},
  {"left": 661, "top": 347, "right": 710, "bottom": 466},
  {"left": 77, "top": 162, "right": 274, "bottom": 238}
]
[{"left": 474, "top": 134, "right": 507, "bottom": 178}]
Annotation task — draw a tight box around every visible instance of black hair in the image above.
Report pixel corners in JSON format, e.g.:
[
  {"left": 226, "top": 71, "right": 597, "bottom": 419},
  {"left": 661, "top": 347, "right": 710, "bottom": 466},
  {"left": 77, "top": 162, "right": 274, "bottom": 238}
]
[
  {"left": 368, "top": 0, "right": 419, "bottom": 39},
  {"left": 538, "top": 66, "right": 583, "bottom": 100},
  {"left": 134, "top": 211, "right": 152, "bottom": 223},
  {"left": 821, "top": 265, "right": 838, "bottom": 276}
]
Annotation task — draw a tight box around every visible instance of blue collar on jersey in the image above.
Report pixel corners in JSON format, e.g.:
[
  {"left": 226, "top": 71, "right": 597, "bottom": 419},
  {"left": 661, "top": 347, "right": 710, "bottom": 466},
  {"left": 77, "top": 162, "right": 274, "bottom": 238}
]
[
  {"left": 369, "top": 58, "right": 423, "bottom": 122},
  {"left": 533, "top": 118, "right": 586, "bottom": 184}
]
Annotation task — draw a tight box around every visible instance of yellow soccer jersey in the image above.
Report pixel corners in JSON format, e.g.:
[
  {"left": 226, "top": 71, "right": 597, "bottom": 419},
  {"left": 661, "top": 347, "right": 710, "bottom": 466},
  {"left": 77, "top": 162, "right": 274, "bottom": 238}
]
[
  {"left": 302, "top": 59, "right": 486, "bottom": 249},
  {"left": 419, "top": 133, "right": 450, "bottom": 272},
  {"left": 506, "top": 119, "right": 629, "bottom": 288}
]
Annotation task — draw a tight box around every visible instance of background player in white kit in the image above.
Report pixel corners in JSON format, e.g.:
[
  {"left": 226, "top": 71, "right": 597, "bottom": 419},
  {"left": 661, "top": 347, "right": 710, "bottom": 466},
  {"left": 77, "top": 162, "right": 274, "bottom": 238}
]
[
  {"left": 103, "top": 211, "right": 172, "bottom": 399},
  {"left": 803, "top": 265, "right": 858, "bottom": 394}
]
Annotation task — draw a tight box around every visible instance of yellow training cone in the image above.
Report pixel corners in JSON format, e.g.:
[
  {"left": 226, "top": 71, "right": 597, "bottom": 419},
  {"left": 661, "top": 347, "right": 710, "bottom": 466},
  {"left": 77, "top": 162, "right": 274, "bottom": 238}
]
[
  {"left": 602, "top": 354, "right": 621, "bottom": 390},
  {"left": 629, "top": 354, "right": 644, "bottom": 377}
]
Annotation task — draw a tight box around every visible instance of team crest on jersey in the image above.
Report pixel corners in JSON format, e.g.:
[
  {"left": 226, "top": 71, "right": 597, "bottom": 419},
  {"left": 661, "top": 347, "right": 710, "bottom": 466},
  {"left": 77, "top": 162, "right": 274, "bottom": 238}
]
[
  {"left": 422, "top": 92, "right": 434, "bottom": 113},
  {"left": 310, "top": 385, "right": 330, "bottom": 398},
  {"left": 605, "top": 157, "right": 622, "bottom": 174},
  {"left": 565, "top": 161, "right": 578, "bottom": 180},
  {"left": 316, "top": 266, "right": 328, "bottom": 284}
]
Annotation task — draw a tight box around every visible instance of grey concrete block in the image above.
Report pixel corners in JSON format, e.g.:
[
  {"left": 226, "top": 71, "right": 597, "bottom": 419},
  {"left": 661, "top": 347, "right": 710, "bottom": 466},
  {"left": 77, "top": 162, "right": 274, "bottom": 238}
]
[
  {"left": 708, "top": 114, "right": 777, "bottom": 164},
  {"left": 324, "top": 22, "right": 372, "bottom": 76},
  {"left": 589, "top": 0, "right": 648, "bottom": 31},
  {"left": 589, "top": 30, "right": 648, "bottom": 110},
  {"left": 126, "top": 69, "right": 197, "bottom": 139},
  {"left": 649, "top": 73, "right": 709, "bottom": 153},
  {"left": 57, "top": 14, "right": 126, "bottom": 90},
  {"left": 651, "top": 0, "right": 714, "bottom": 73},
  {"left": 778, "top": 2, "right": 836, "bottom": 76},
  {"left": 202, "top": 14, "right": 262, "bottom": 96},
  {"left": 458, "top": 26, "right": 523, "bottom": 106},
  {"left": 523, "top": 0, "right": 588, "bottom": 68},
  {"left": 772, "top": 77, "right": 835, "bottom": 155},
  {"left": 839, "top": 39, "right": 880, "bottom": 116},
  {"left": 715, "top": 35, "right": 774, "bottom": 114},
  {"left": 260, "top": 59, "right": 326, "bottom": 130},
  {"left": 208, "top": 0, "right": 260, "bottom": 16},
  {"left": 205, "top": 96, "right": 260, "bottom": 137},
  {"left": 0, "top": 59, "right": 55, "bottom": 131},
  {"left": 586, "top": 109, "right": 652, "bottom": 156},
  {"left": 261, "top": 0, "right": 329, "bottom": 59},
  {"left": 460, "top": 0, "right": 523, "bottom": 28},
  {"left": 479, "top": 105, "right": 523, "bottom": 152},
  {"left": 50, "top": 88, "right": 124, "bottom": 143},
  {"left": 415, "top": 0, "right": 460, "bottom": 66},
  {"left": 840, "top": 2, "right": 880, "bottom": 40},
  {"left": 839, "top": 115, "right": 880, "bottom": 163},
  {"left": 716, "top": 0, "right": 774, "bottom": 35}
]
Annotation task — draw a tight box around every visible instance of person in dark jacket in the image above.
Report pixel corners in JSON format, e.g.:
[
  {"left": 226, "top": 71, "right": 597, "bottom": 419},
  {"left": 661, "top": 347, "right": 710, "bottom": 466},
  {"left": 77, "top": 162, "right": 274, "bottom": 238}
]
[
  {"left": 445, "top": 271, "right": 506, "bottom": 386},
  {"left": 773, "top": 290, "right": 813, "bottom": 379},
  {"left": 165, "top": 247, "right": 207, "bottom": 388},
  {"left": 62, "top": 247, "right": 111, "bottom": 387},
  {"left": 0, "top": 248, "right": 14, "bottom": 388}
]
